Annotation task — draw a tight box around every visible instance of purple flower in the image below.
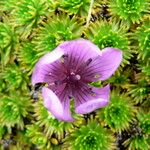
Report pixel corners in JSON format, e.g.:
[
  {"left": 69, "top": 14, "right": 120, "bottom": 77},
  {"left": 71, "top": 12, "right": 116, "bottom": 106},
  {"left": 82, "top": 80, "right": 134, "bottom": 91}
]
[{"left": 32, "top": 39, "right": 122, "bottom": 122}]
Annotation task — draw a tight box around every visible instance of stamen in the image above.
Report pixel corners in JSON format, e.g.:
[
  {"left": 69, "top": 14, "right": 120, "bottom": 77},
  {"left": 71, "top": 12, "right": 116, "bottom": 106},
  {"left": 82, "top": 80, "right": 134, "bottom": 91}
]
[
  {"left": 94, "top": 74, "right": 100, "bottom": 78},
  {"left": 91, "top": 93, "right": 96, "bottom": 96},
  {"left": 34, "top": 83, "right": 45, "bottom": 91},
  {"left": 60, "top": 54, "right": 68, "bottom": 63},
  {"left": 89, "top": 88, "right": 96, "bottom": 96},
  {"left": 45, "top": 83, "right": 49, "bottom": 87},
  {"left": 62, "top": 54, "right": 68, "bottom": 58},
  {"left": 54, "top": 80, "right": 62, "bottom": 85},
  {"left": 75, "top": 74, "right": 81, "bottom": 80},
  {"left": 71, "top": 72, "right": 75, "bottom": 75},
  {"left": 49, "top": 83, "right": 55, "bottom": 86},
  {"left": 60, "top": 58, "right": 65, "bottom": 63},
  {"left": 86, "top": 58, "right": 92, "bottom": 66},
  {"left": 68, "top": 95, "right": 73, "bottom": 99}
]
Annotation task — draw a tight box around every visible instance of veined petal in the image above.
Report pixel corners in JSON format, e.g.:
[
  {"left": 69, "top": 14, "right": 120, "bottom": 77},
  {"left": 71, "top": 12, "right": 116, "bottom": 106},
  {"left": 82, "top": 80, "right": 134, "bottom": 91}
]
[
  {"left": 99, "top": 48, "right": 122, "bottom": 80},
  {"left": 75, "top": 85, "right": 110, "bottom": 114},
  {"left": 81, "top": 48, "right": 122, "bottom": 81},
  {"left": 59, "top": 39, "right": 102, "bottom": 60},
  {"left": 42, "top": 87, "right": 74, "bottom": 122},
  {"left": 32, "top": 49, "right": 64, "bottom": 86}
]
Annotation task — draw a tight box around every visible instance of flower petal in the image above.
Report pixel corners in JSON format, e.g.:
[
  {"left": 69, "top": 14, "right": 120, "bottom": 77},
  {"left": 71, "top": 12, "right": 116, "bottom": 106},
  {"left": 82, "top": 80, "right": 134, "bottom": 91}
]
[
  {"left": 59, "top": 39, "right": 102, "bottom": 60},
  {"left": 99, "top": 48, "right": 122, "bottom": 80},
  {"left": 42, "top": 87, "right": 74, "bottom": 122},
  {"left": 81, "top": 47, "right": 122, "bottom": 81},
  {"left": 32, "top": 49, "right": 64, "bottom": 86},
  {"left": 32, "top": 39, "right": 103, "bottom": 86},
  {"left": 75, "top": 85, "right": 110, "bottom": 114}
]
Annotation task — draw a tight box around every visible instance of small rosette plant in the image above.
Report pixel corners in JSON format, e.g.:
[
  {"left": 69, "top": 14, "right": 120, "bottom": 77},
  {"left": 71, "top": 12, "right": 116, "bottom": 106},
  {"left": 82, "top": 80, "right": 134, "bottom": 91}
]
[{"left": 66, "top": 121, "right": 116, "bottom": 150}]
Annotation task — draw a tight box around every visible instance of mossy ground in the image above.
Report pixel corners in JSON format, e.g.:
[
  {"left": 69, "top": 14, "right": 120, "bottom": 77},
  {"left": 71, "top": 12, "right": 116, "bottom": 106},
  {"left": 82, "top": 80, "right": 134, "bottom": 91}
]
[{"left": 0, "top": 0, "right": 150, "bottom": 149}]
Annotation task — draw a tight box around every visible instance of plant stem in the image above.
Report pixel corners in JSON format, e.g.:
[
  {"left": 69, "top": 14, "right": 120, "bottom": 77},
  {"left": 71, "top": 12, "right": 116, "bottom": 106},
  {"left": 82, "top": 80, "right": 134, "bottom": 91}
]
[{"left": 86, "top": 0, "right": 94, "bottom": 27}]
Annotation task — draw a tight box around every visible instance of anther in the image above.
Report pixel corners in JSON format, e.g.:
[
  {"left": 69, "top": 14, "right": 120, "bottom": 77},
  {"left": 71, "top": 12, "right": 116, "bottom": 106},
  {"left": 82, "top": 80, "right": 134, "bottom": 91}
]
[
  {"left": 89, "top": 88, "right": 96, "bottom": 96},
  {"left": 60, "top": 54, "right": 68, "bottom": 63},
  {"left": 54, "top": 80, "right": 62, "bottom": 85},
  {"left": 86, "top": 58, "right": 92, "bottom": 66},
  {"left": 91, "top": 93, "right": 96, "bottom": 96},
  {"left": 94, "top": 74, "right": 100, "bottom": 78},
  {"left": 62, "top": 54, "right": 68, "bottom": 59}
]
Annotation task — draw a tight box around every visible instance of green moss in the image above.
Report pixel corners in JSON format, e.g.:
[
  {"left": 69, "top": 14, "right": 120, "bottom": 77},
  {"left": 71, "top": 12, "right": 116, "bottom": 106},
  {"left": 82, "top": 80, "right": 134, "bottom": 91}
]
[
  {"left": 85, "top": 20, "right": 132, "bottom": 66},
  {"left": 138, "top": 112, "right": 150, "bottom": 135},
  {"left": 12, "top": 0, "right": 54, "bottom": 38},
  {"left": 98, "top": 92, "right": 135, "bottom": 131},
  {"left": 2, "top": 64, "right": 29, "bottom": 91},
  {"left": 0, "top": 126, "right": 6, "bottom": 139},
  {"left": 136, "top": 20, "right": 150, "bottom": 62},
  {"left": 128, "top": 77, "right": 150, "bottom": 104},
  {"left": 124, "top": 135, "right": 150, "bottom": 150},
  {"left": 13, "top": 0, "right": 50, "bottom": 26},
  {"left": 0, "top": 0, "right": 18, "bottom": 12},
  {"left": 26, "top": 124, "right": 61, "bottom": 149},
  {"left": 26, "top": 124, "right": 51, "bottom": 149},
  {"left": 0, "top": 0, "right": 150, "bottom": 149},
  {"left": 59, "top": 0, "right": 90, "bottom": 17},
  {"left": 18, "top": 42, "right": 38, "bottom": 73},
  {"left": 34, "top": 100, "right": 75, "bottom": 140},
  {"left": 66, "top": 121, "right": 115, "bottom": 150},
  {"left": 108, "top": 68, "right": 131, "bottom": 88},
  {"left": 33, "top": 13, "right": 83, "bottom": 57},
  {"left": 109, "top": 0, "right": 149, "bottom": 24},
  {"left": 0, "top": 21, "right": 17, "bottom": 66},
  {"left": 0, "top": 93, "right": 32, "bottom": 129}
]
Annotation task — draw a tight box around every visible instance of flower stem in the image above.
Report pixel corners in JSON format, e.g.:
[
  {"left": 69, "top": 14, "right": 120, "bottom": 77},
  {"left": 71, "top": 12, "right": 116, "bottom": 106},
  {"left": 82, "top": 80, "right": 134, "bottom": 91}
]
[{"left": 86, "top": 0, "right": 94, "bottom": 27}]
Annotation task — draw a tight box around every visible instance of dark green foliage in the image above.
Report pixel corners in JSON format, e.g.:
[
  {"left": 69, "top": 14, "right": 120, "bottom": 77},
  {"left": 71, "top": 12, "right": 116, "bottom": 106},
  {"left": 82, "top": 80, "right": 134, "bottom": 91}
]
[
  {"left": 0, "top": 126, "right": 6, "bottom": 139},
  {"left": 138, "top": 112, "right": 150, "bottom": 135}
]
